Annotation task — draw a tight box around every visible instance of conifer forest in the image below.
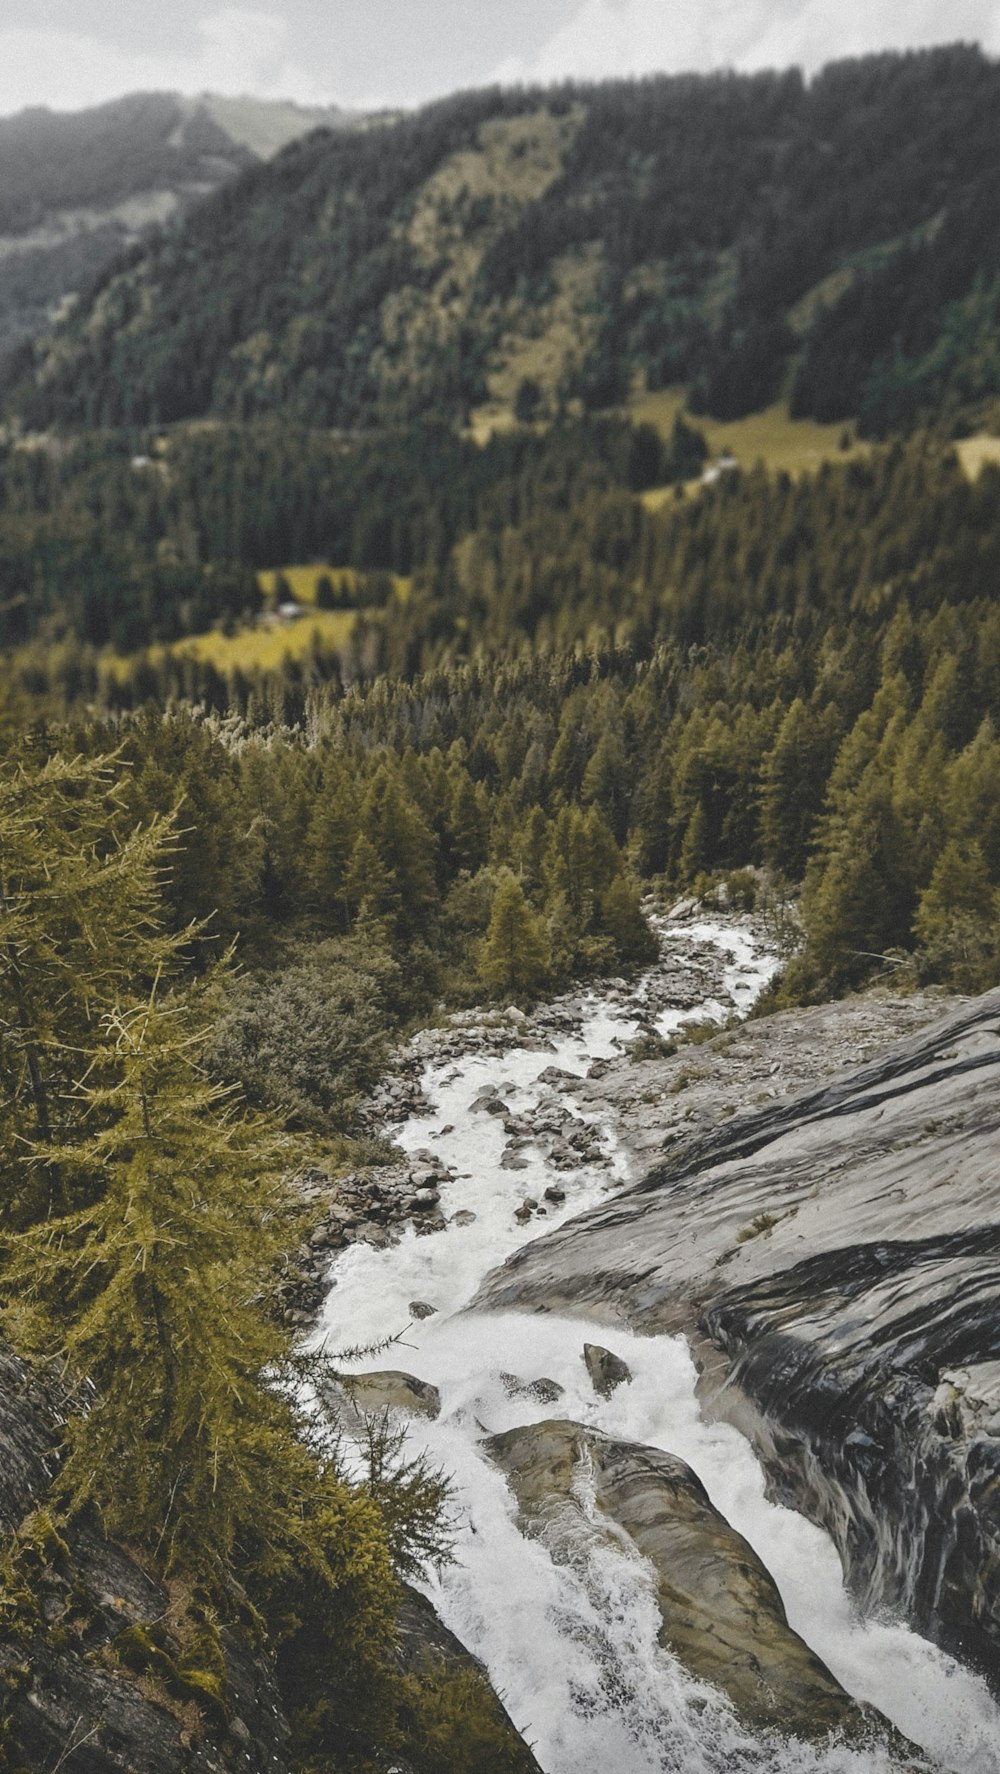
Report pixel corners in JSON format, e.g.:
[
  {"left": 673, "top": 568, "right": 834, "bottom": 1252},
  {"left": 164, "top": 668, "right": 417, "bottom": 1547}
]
[{"left": 3, "top": 40, "right": 1000, "bottom": 1774}]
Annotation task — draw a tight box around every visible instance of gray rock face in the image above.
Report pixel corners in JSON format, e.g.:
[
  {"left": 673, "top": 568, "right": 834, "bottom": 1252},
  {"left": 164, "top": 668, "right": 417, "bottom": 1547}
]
[
  {"left": 0, "top": 1345, "right": 542, "bottom": 1772},
  {"left": 475, "top": 987, "right": 1000, "bottom": 1684},
  {"left": 394, "top": 1583, "right": 542, "bottom": 1771},
  {"left": 0, "top": 1347, "right": 289, "bottom": 1774},
  {"left": 343, "top": 1370, "right": 442, "bottom": 1419},
  {"left": 485, "top": 1419, "right": 904, "bottom": 1745}
]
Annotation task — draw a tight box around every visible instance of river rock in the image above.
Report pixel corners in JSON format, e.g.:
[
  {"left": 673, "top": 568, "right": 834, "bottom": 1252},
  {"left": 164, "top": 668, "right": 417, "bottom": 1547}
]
[
  {"left": 475, "top": 985, "right": 1000, "bottom": 1686},
  {"left": 485, "top": 1419, "right": 901, "bottom": 1743},
  {"left": 344, "top": 1371, "right": 442, "bottom": 1419},
  {"left": 410, "top": 1186, "right": 441, "bottom": 1208},
  {"left": 500, "top": 1373, "right": 565, "bottom": 1405},
  {"left": 583, "top": 1342, "right": 632, "bottom": 1397},
  {"left": 472, "top": 1088, "right": 509, "bottom": 1116}
]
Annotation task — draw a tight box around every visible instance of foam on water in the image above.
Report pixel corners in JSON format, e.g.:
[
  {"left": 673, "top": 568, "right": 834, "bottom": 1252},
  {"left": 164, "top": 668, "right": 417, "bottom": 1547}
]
[{"left": 314, "top": 921, "right": 1000, "bottom": 1774}]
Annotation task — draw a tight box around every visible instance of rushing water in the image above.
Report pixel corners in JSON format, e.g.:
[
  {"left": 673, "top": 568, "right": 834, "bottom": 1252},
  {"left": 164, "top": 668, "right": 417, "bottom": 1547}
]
[{"left": 314, "top": 920, "right": 1000, "bottom": 1774}]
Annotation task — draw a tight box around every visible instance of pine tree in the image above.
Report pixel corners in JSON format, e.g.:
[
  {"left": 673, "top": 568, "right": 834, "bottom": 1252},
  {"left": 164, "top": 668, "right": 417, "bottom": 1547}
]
[
  {"left": 305, "top": 754, "right": 358, "bottom": 924},
  {"left": 478, "top": 871, "right": 550, "bottom": 997},
  {"left": 760, "top": 699, "right": 838, "bottom": 878},
  {"left": 1, "top": 977, "right": 297, "bottom": 1573},
  {"left": 0, "top": 749, "right": 183, "bottom": 1224},
  {"left": 599, "top": 874, "right": 658, "bottom": 964},
  {"left": 362, "top": 765, "right": 439, "bottom": 941},
  {"left": 345, "top": 830, "right": 403, "bottom": 935},
  {"left": 913, "top": 840, "right": 998, "bottom": 989}
]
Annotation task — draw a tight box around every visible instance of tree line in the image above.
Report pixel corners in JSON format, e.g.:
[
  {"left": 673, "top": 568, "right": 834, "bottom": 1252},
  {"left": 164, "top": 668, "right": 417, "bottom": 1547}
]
[{"left": 3, "top": 431, "right": 999, "bottom": 1003}]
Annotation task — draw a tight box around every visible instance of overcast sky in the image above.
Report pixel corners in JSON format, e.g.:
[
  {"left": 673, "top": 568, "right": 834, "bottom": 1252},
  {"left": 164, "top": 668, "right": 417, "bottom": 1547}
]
[{"left": 0, "top": 0, "right": 998, "bottom": 116}]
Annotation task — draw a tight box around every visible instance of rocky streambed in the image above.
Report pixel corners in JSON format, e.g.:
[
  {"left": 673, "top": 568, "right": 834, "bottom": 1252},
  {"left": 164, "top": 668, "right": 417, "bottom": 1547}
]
[
  {"left": 478, "top": 972, "right": 1000, "bottom": 1695},
  {"left": 315, "top": 913, "right": 1000, "bottom": 1773}
]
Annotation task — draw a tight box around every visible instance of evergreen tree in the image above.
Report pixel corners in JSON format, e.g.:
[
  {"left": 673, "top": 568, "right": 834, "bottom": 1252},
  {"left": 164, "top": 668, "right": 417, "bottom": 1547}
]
[
  {"left": 478, "top": 871, "right": 550, "bottom": 997},
  {"left": 760, "top": 699, "right": 838, "bottom": 878},
  {"left": 306, "top": 754, "right": 358, "bottom": 924},
  {"left": 1, "top": 978, "right": 297, "bottom": 1573},
  {"left": 0, "top": 749, "right": 183, "bottom": 1223},
  {"left": 345, "top": 831, "right": 403, "bottom": 935},
  {"left": 913, "top": 840, "right": 998, "bottom": 989},
  {"left": 362, "top": 765, "right": 439, "bottom": 942},
  {"left": 599, "top": 874, "right": 658, "bottom": 963}
]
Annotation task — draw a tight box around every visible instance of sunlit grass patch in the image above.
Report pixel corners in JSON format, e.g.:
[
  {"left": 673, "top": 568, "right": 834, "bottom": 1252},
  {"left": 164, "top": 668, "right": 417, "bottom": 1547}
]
[
  {"left": 166, "top": 611, "right": 358, "bottom": 673},
  {"left": 955, "top": 435, "right": 1000, "bottom": 480},
  {"left": 628, "top": 389, "right": 867, "bottom": 478}
]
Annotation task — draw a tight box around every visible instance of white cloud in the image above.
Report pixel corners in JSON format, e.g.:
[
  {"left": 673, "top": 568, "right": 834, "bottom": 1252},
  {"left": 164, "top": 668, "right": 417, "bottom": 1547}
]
[
  {"left": 0, "top": 9, "right": 332, "bottom": 115},
  {"left": 493, "top": 0, "right": 1000, "bottom": 86}
]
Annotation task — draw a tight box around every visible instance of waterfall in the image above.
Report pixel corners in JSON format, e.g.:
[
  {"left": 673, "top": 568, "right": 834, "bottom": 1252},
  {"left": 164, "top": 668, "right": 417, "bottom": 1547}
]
[{"left": 313, "top": 920, "right": 1000, "bottom": 1774}]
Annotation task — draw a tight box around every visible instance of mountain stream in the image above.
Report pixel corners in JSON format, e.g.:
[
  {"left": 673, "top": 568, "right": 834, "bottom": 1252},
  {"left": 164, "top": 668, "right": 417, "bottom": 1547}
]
[{"left": 313, "top": 921, "right": 1000, "bottom": 1773}]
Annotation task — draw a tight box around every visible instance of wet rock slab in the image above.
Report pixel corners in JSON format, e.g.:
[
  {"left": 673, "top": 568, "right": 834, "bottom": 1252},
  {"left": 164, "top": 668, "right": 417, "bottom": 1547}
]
[
  {"left": 476, "top": 986, "right": 1000, "bottom": 1684},
  {"left": 485, "top": 1418, "right": 906, "bottom": 1746}
]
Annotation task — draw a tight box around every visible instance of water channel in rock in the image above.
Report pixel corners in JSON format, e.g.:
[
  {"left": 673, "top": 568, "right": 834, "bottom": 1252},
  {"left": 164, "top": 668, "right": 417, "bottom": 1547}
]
[{"left": 313, "top": 919, "right": 1000, "bottom": 1774}]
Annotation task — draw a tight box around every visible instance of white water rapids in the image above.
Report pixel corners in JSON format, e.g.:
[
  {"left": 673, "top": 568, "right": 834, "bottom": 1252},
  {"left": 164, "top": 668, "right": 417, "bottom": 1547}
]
[{"left": 313, "top": 921, "right": 1000, "bottom": 1774}]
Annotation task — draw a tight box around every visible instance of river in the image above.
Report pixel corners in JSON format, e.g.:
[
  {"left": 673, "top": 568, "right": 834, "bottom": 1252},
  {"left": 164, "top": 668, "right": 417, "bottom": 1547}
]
[{"left": 313, "top": 918, "right": 1000, "bottom": 1774}]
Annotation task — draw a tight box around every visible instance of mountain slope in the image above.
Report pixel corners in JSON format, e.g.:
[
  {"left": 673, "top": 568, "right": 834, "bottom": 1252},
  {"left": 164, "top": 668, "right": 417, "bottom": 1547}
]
[
  {"left": 8, "top": 45, "right": 1000, "bottom": 437},
  {"left": 0, "top": 92, "right": 356, "bottom": 355}
]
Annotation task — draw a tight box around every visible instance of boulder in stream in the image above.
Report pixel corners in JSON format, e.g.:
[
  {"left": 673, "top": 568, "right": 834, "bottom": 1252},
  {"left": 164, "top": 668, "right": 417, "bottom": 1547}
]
[
  {"left": 583, "top": 1341, "right": 633, "bottom": 1397},
  {"left": 343, "top": 1370, "right": 442, "bottom": 1419},
  {"left": 500, "top": 1372, "right": 565, "bottom": 1405},
  {"left": 485, "top": 1418, "right": 905, "bottom": 1745}
]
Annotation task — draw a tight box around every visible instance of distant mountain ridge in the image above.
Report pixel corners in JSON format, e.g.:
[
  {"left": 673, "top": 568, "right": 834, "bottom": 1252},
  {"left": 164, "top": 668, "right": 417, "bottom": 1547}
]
[
  {"left": 0, "top": 91, "right": 358, "bottom": 355},
  {"left": 7, "top": 44, "right": 1000, "bottom": 440}
]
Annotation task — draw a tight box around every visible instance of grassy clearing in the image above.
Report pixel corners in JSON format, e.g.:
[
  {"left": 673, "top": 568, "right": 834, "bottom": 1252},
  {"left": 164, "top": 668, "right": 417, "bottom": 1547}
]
[
  {"left": 94, "top": 608, "right": 362, "bottom": 688},
  {"left": 256, "top": 564, "right": 410, "bottom": 606},
  {"left": 639, "top": 482, "right": 695, "bottom": 512},
  {"left": 955, "top": 435, "right": 1000, "bottom": 479},
  {"left": 165, "top": 612, "right": 358, "bottom": 674},
  {"left": 629, "top": 388, "right": 867, "bottom": 478}
]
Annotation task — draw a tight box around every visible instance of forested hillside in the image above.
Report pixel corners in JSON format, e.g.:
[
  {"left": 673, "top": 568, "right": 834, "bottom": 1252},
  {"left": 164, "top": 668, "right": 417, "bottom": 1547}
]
[
  {"left": 8, "top": 45, "right": 1000, "bottom": 436},
  {"left": 2, "top": 427, "right": 998, "bottom": 1006}
]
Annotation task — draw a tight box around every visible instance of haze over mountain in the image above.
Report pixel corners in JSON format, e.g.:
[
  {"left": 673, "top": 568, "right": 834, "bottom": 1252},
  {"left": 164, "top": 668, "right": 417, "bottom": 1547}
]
[
  {"left": 1, "top": 0, "right": 999, "bottom": 114},
  {"left": 0, "top": 89, "right": 357, "bottom": 355}
]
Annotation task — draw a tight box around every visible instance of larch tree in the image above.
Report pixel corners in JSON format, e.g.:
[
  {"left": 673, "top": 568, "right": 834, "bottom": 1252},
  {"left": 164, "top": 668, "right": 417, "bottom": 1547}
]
[
  {"left": 0, "top": 748, "right": 184, "bottom": 1225},
  {"left": 478, "top": 871, "right": 550, "bottom": 997},
  {"left": 1, "top": 977, "right": 299, "bottom": 1575}
]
